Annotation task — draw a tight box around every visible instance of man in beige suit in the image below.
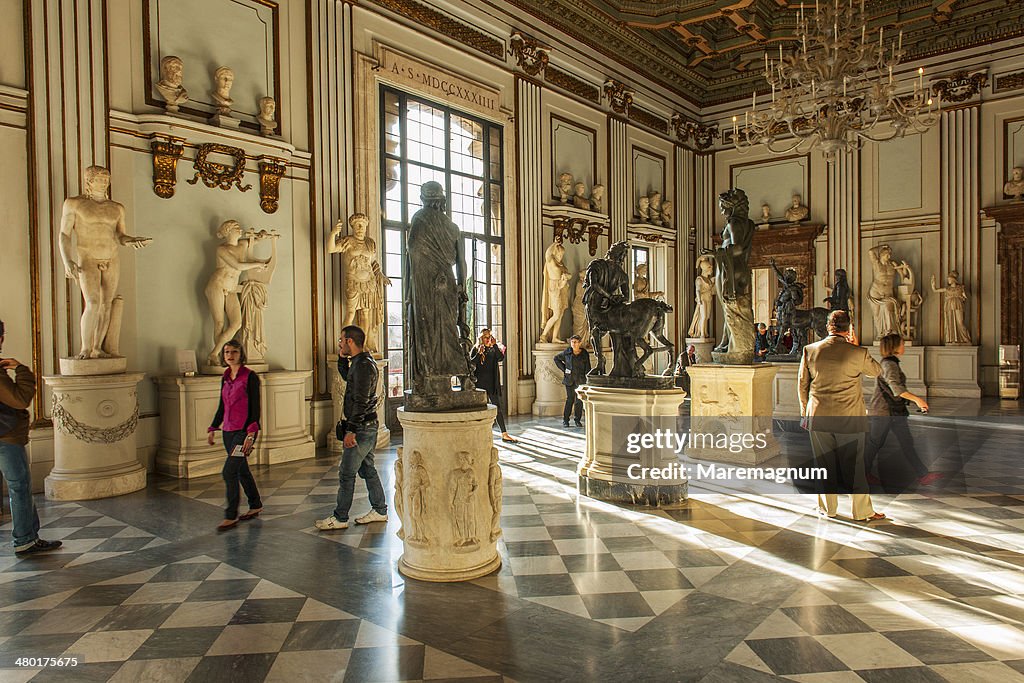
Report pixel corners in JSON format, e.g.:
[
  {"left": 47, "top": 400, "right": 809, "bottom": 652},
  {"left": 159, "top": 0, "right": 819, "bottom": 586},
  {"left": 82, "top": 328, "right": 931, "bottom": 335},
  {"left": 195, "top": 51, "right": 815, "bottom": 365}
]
[{"left": 798, "top": 310, "right": 886, "bottom": 521}]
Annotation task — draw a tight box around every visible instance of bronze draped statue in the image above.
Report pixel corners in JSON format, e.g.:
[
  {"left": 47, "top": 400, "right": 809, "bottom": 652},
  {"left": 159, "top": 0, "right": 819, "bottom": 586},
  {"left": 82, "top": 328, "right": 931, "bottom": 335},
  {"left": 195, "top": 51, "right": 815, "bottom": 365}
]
[
  {"left": 583, "top": 241, "right": 674, "bottom": 384},
  {"left": 404, "top": 181, "right": 485, "bottom": 411},
  {"left": 703, "top": 188, "right": 755, "bottom": 364}
]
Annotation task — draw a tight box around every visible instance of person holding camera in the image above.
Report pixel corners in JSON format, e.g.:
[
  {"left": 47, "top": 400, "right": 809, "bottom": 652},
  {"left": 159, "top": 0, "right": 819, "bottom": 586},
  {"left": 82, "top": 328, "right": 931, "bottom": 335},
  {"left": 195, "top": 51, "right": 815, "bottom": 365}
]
[
  {"left": 0, "top": 320, "right": 61, "bottom": 554},
  {"left": 207, "top": 339, "right": 263, "bottom": 531},
  {"left": 554, "top": 335, "right": 591, "bottom": 427},
  {"left": 471, "top": 328, "right": 516, "bottom": 443},
  {"left": 316, "top": 325, "right": 387, "bottom": 531}
]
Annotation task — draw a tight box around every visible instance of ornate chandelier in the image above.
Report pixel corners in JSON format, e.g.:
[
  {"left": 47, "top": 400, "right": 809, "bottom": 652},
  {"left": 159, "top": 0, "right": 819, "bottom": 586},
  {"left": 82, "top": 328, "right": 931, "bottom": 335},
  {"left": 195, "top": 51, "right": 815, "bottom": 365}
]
[{"left": 731, "top": 0, "right": 940, "bottom": 162}]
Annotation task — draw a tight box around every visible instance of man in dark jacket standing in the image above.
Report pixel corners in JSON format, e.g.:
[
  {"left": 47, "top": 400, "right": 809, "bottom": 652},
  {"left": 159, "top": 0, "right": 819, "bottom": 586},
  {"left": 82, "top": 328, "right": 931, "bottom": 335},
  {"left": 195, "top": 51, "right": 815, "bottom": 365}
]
[
  {"left": 316, "top": 325, "right": 387, "bottom": 530},
  {"left": 471, "top": 328, "right": 516, "bottom": 443},
  {"left": 0, "top": 320, "right": 61, "bottom": 554},
  {"left": 554, "top": 335, "right": 591, "bottom": 427}
]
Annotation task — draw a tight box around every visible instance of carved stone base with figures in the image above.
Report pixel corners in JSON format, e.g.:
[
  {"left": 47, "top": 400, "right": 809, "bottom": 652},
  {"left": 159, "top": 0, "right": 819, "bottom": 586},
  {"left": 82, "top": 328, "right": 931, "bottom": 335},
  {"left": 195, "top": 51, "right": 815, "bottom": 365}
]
[
  {"left": 44, "top": 373, "right": 147, "bottom": 500},
  {"left": 395, "top": 406, "right": 502, "bottom": 582},
  {"left": 531, "top": 342, "right": 568, "bottom": 416},
  {"left": 686, "top": 364, "right": 780, "bottom": 465}
]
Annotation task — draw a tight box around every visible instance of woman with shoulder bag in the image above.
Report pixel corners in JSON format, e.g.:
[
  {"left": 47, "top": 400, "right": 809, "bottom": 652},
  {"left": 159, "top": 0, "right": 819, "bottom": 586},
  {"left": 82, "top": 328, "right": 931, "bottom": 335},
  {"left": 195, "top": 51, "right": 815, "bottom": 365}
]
[
  {"left": 864, "top": 333, "right": 943, "bottom": 490},
  {"left": 207, "top": 339, "right": 263, "bottom": 530}
]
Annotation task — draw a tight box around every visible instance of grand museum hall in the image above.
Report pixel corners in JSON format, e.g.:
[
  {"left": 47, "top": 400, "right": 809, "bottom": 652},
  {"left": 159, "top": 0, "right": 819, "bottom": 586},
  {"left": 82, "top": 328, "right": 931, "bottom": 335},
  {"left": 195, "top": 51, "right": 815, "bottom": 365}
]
[{"left": 2, "top": 0, "right": 1024, "bottom": 681}]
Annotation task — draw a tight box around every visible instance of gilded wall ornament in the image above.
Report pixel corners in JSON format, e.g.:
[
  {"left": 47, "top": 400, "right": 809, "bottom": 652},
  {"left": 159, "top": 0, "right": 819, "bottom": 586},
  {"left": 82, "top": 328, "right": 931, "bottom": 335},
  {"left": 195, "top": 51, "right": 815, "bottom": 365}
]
[
  {"left": 994, "top": 70, "right": 1024, "bottom": 94},
  {"left": 187, "top": 143, "right": 252, "bottom": 193},
  {"left": 546, "top": 66, "right": 601, "bottom": 103},
  {"left": 930, "top": 69, "right": 988, "bottom": 103},
  {"left": 670, "top": 114, "right": 720, "bottom": 151},
  {"left": 258, "top": 158, "right": 287, "bottom": 213},
  {"left": 553, "top": 216, "right": 605, "bottom": 256},
  {"left": 509, "top": 32, "right": 549, "bottom": 77},
  {"left": 150, "top": 137, "right": 184, "bottom": 199},
  {"left": 603, "top": 79, "right": 633, "bottom": 115}
]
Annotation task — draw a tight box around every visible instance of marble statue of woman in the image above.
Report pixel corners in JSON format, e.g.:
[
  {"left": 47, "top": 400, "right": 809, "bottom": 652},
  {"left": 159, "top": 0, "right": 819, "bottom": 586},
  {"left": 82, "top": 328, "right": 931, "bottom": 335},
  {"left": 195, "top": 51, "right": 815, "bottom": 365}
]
[
  {"left": 867, "top": 244, "right": 902, "bottom": 340},
  {"left": 257, "top": 96, "right": 277, "bottom": 136},
  {"left": 687, "top": 255, "right": 714, "bottom": 338},
  {"left": 204, "top": 220, "right": 270, "bottom": 368},
  {"left": 155, "top": 55, "right": 189, "bottom": 113},
  {"left": 931, "top": 271, "right": 971, "bottom": 344},
  {"left": 211, "top": 66, "right": 234, "bottom": 116},
  {"left": 570, "top": 271, "right": 591, "bottom": 349},
  {"left": 59, "top": 166, "right": 152, "bottom": 361},
  {"left": 539, "top": 241, "right": 571, "bottom": 343},
  {"left": 329, "top": 213, "right": 391, "bottom": 355}
]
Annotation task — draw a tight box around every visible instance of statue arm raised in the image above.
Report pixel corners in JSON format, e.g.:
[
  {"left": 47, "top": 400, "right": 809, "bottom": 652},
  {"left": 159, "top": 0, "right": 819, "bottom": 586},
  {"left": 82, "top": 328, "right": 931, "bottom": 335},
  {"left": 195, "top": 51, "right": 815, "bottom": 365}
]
[
  {"left": 930, "top": 275, "right": 943, "bottom": 293},
  {"left": 58, "top": 199, "right": 80, "bottom": 279}
]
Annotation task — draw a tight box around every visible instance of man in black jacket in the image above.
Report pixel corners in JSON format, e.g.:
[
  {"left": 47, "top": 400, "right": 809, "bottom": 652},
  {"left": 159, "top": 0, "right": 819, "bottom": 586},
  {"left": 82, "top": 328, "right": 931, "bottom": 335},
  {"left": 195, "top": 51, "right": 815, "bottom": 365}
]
[
  {"left": 553, "top": 335, "right": 591, "bottom": 427},
  {"left": 316, "top": 325, "right": 387, "bottom": 530}
]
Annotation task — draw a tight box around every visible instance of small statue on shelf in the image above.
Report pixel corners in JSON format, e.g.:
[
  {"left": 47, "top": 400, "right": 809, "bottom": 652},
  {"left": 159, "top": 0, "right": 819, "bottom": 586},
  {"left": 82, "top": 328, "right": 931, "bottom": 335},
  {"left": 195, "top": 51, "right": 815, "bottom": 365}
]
[
  {"left": 637, "top": 195, "right": 650, "bottom": 222},
  {"left": 784, "top": 194, "right": 809, "bottom": 222},
  {"left": 211, "top": 66, "right": 235, "bottom": 116},
  {"left": 573, "top": 181, "right": 590, "bottom": 210},
  {"left": 661, "top": 200, "right": 673, "bottom": 229},
  {"left": 759, "top": 204, "right": 772, "bottom": 223},
  {"left": 590, "top": 184, "right": 605, "bottom": 213},
  {"left": 1005, "top": 166, "right": 1024, "bottom": 201},
  {"left": 649, "top": 191, "right": 664, "bottom": 226},
  {"left": 556, "top": 172, "right": 573, "bottom": 204},
  {"left": 155, "top": 55, "right": 189, "bottom": 113},
  {"left": 257, "top": 97, "right": 278, "bottom": 137}
]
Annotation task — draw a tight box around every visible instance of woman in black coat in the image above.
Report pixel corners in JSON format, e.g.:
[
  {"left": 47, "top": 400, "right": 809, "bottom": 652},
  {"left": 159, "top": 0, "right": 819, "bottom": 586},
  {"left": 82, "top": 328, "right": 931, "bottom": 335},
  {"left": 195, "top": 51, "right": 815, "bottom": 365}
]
[{"left": 471, "top": 329, "right": 517, "bottom": 443}]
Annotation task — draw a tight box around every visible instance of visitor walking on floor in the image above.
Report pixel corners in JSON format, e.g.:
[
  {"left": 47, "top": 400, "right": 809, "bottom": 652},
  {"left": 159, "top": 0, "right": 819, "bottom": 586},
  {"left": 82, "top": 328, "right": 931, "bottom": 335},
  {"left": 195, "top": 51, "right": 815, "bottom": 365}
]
[
  {"left": 798, "top": 310, "right": 887, "bottom": 522},
  {"left": 865, "top": 333, "right": 943, "bottom": 490},
  {"left": 316, "top": 325, "right": 388, "bottom": 530},
  {"left": 471, "top": 328, "right": 517, "bottom": 443},
  {"left": 0, "top": 319, "right": 61, "bottom": 555},
  {"left": 554, "top": 335, "right": 591, "bottom": 427},
  {"left": 207, "top": 339, "right": 264, "bottom": 531}
]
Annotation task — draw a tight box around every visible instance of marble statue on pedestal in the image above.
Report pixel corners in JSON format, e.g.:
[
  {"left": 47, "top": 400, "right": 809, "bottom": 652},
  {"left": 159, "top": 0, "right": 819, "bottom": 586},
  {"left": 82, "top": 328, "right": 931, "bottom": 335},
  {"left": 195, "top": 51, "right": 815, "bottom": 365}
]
[
  {"left": 204, "top": 220, "right": 272, "bottom": 368},
  {"left": 931, "top": 271, "right": 972, "bottom": 344},
  {"left": 155, "top": 55, "right": 189, "bottom": 113},
  {"left": 784, "top": 194, "right": 809, "bottom": 222},
  {"left": 556, "top": 173, "right": 573, "bottom": 204},
  {"left": 573, "top": 182, "right": 590, "bottom": 210},
  {"left": 703, "top": 188, "right": 755, "bottom": 364},
  {"left": 571, "top": 271, "right": 592, "bottom": 349},
  {"left": 258, "top": 97, "right": 278, "bottom": 136},
  {"left": 210, "top": 66, "right": 235, "bottom": 123},
  {"left": 238, "top": 230, "right": 279, "bottom": 367},
  {"left": 633, "top": 263, "right": 663, "bottom": 300},
  {"left": 867, "top": 244, "right": 903, "bottom": 340},
  {"left": 687, "top": 256, "right": 715, "bottom": 339},
  {"left": 405, "top": 181, "right": 481, "bottom": 408},
  {"left": 590, "top": 185, "right": 605, "bottom": 213},
  {"left": 539, "top": 241, "right": 571, "bottom": 344},
  {"left": 59, "top": 166, "right": 152, "bottom": 362},
  {"left": 329, "top": 213, "right": 391, "bottom": 356},
  {"left": 584, "top": 242, "right": 674, "bottom": 382},
  {"left": 1005, "top": 167, "right": 1024, "bottom": 200}
]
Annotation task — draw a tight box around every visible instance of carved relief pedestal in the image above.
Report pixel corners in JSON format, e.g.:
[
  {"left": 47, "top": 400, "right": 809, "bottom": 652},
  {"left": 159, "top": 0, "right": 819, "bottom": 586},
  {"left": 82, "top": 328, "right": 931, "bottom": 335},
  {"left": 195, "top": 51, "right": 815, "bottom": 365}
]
[
  {"left": 44, "top": 373, "right": 147, "bottom": 500},
  {"left": 395, "top": 407, "right": 502, "bottom": 582},
  {"left": 328, "top": 355, "right": 390, "bottom": 454},
  {"left": 686, "top": 364, "right": 781, "bottom": 465},
  {"left": 576, "top": 385, "right": 688, "bottom": 507},
  {"left": 924, "top": 346, "right": 981, "bottom": 398},
  {"left": 685, "top": 338, "right": 716, "bottom": 364},
  {"left": 532, "top": 342, "right": 567, "bottom": 417}
]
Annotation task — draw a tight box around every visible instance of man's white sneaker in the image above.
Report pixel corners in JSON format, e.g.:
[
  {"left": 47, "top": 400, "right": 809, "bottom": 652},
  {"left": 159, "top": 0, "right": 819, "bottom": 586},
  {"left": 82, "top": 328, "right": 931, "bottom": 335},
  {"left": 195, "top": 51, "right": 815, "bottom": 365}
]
[
  {"left": 355, "top": 510, "right": 388, "bottom": 524},
  {"left": 314, "top": 516, "right": 349, "bottom": 530}
]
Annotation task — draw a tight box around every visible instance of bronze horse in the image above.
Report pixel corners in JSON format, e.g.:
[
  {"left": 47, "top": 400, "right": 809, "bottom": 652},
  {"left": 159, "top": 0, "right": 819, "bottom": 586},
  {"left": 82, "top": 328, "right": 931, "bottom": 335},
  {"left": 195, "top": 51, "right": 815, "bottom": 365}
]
[
  {"left": 587, "top": 297, "right": 675, "bottom": 378},
  {"left": 779, "top": 306, "right": 830, "bottom": 356}
]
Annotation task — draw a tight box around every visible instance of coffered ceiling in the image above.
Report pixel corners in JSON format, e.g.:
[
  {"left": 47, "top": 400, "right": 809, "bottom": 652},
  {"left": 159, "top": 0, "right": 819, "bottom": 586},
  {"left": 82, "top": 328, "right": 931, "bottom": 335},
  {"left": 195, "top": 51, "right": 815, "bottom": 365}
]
[{"left": 505, "top": 0, "right": 1024, "bottom": 106}]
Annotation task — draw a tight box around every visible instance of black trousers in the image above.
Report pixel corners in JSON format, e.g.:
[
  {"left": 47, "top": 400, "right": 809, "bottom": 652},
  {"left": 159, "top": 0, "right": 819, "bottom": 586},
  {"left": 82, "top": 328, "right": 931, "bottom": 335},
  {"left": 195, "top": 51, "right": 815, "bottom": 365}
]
[
  {"left": 864, "top": 416, "right": 928, "bottom": 489},
  {"left": 485, "top": 389, "right": 508, "bottom": 433},
  {"left": 221, "top": 430, "right": 263, "bottom": 520},
  {"left": 563, "top": 384, "right": 583, "bottom": 423}
]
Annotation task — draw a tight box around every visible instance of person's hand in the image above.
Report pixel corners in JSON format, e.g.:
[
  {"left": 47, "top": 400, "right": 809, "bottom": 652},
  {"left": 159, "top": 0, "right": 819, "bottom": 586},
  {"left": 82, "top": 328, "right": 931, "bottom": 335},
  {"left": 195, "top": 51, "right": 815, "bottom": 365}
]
[
  {"left": 242, "top": 433, "right": 256, "bottom": 456},
  {"left": 0, "top": 358, "right": 21, "bottom": 370},
  {"left": 207, "top": 432, "right": 216, "bottom": 446},
  {"left": 343, "top": 432, "right": 357, "bottom": 448},
  {"left": 121, "top": 235, "right": 153, "bottom": 249},
  {"left": 848, "top": 324, "right": 859, "bottom": 346},
  {"left": 916, "top": 398, "right": 929, "bottom": 413},
  {"left": 65, "top": 261, "right": 82, "bottom": 280}
]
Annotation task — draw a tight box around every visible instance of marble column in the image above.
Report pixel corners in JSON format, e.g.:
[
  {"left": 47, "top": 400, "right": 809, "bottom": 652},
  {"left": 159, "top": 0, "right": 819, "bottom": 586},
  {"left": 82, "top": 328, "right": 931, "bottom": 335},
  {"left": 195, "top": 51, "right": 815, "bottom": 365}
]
[
  {"left": 694, "top": 153, "right": 715, "bottom": 253},
  {"left": 517, "top": 77, "right": 543, "bottom": 380},
  {"left": 609, "top": 117, "right": 629, "bottom": 245},
  {"left": 940, "top": 106, "right": 980, "bottom": 340},
  {"left": 677, "top": 146, "right": 696, "bottom": 344},
  {"left": 827, "top": 150, "right": 860, "bottom": 284},
  {"left": 44, "top": 373, "right": 146, "bottom": 500}
]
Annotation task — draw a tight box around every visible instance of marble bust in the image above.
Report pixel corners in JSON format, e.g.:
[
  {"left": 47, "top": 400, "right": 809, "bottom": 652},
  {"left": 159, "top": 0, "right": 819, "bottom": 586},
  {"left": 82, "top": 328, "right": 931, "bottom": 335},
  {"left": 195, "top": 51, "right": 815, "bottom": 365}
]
[
  {"left": 648, "top": 191, "right": 663, "bottom": 226},
  {"left": 211, "top": 66, "right": 235, "bottom": 115},
  {"left": 784, "top": 194, "right": 809, "bottom": 222},
  {"left": 257, "top": 97, "right": 278, "bottom": 136},
  {"left": 661, "top": 200, "right": 673, "bottom": 228},
  {"left": 59, "top": 166, "right": 152, "bottom": 360},
  {"left": 572, "top": 182, "right": 590, "bottom": 210},
  {"left": 155, "top": 55, "right": 188, "bottom": 113},
  {"left": 590, "top": 184, "right": 605, "bottom": 213},
  {"left": 556, "top": 173, "right": 573, "bottom": 204},
  {"left": 1005, "top": 167, "right": 1024, "bottom": 200},
  {"left": 638, "top": 195, "right": 650, "bottom": 222},
  {"left": 760, "top": 204, "right": 771, "bottom": 222}
]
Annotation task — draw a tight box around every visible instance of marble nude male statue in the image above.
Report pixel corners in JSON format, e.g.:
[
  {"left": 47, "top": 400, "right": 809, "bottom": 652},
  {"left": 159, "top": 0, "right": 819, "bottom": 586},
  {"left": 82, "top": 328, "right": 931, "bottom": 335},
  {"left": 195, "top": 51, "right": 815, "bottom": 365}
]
[{"left": 59, "top": 166, "right": 152, "bottom": 359}]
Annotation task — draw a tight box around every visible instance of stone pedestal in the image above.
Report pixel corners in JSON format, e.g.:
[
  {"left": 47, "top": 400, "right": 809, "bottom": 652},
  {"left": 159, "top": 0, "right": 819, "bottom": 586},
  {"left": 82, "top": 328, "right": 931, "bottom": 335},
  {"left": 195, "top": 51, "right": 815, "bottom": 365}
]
[
  {"left": 395, "top": 407, "right": 502, "bottom": 582},
  {"left": 687, "top": 364, "right": 781, "bottom": 464},
  {"left": 576, "top": 384, "right": 688, "bottom": 506},
  {"left": 866, "top": 345, "right": 926, "bottom": 397},
  {"left": 532, "top": 342, "right": 567, "bottom": 416},
  {"left": 153, "top": 370, "right": 314, "bottom": 478},
  {"left": 924, "top": 345, "right": 981, "bottom": 398},
  {"left": 44, "top": 373, "right": 147, "bottom": 500},
  {"left": 685, "top": 338, "right": 715, "bottom": 364},
  {"left": 771, "top": 363, "right": 801, "bottom": 422},
  {"left": 59, "top": 356, "right": 127, "bottom": 376},
  {"left": 328, "top": 355, "right": 391, "bottom": 454}
]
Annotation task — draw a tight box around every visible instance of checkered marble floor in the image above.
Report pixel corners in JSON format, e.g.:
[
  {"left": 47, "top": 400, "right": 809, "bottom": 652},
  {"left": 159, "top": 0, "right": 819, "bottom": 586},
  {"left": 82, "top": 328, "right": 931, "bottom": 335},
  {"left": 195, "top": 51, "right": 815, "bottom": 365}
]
[
  {"left": 2, "top": 406, "right": 1024, "bottom": 681},
  {"left": 0, "top": 555, "right": 504, "bottom": 682}
]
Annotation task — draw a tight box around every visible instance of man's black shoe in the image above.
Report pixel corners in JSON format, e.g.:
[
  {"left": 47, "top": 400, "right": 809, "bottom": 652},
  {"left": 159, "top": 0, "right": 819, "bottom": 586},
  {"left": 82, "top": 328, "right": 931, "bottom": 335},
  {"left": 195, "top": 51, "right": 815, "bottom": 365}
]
[
  {"left": 574, "top": 420, "right": 583, "bottom": 427},
  {"left": 562, "top": 421, "right": 570, "bottom": 427},
  {"left": 15, "top": 539, "right": 62, "bottom": 556}
]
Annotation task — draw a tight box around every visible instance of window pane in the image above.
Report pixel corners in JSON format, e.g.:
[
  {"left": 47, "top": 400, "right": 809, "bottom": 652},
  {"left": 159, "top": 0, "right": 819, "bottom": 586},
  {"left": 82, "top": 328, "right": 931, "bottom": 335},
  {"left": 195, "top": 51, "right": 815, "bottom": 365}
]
[
  {"left": 387, "top": 326, "right": 403, "bottom": 349},
  {"left": 385, "top": 252, "right": 402, "bottom": 277},
  {"left": 386, "top": 278, "right": 403, "bottom": 303},
  {"left": 385, "top": 230, "right": 403, "bottom": 254}
]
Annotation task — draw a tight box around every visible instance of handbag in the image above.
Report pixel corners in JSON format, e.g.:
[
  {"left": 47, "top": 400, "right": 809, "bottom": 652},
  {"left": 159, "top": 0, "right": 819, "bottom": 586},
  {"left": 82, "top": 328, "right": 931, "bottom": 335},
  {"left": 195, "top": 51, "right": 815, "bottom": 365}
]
[{"left": 335, "top": 419, "right": 348, "bottom": 441}]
